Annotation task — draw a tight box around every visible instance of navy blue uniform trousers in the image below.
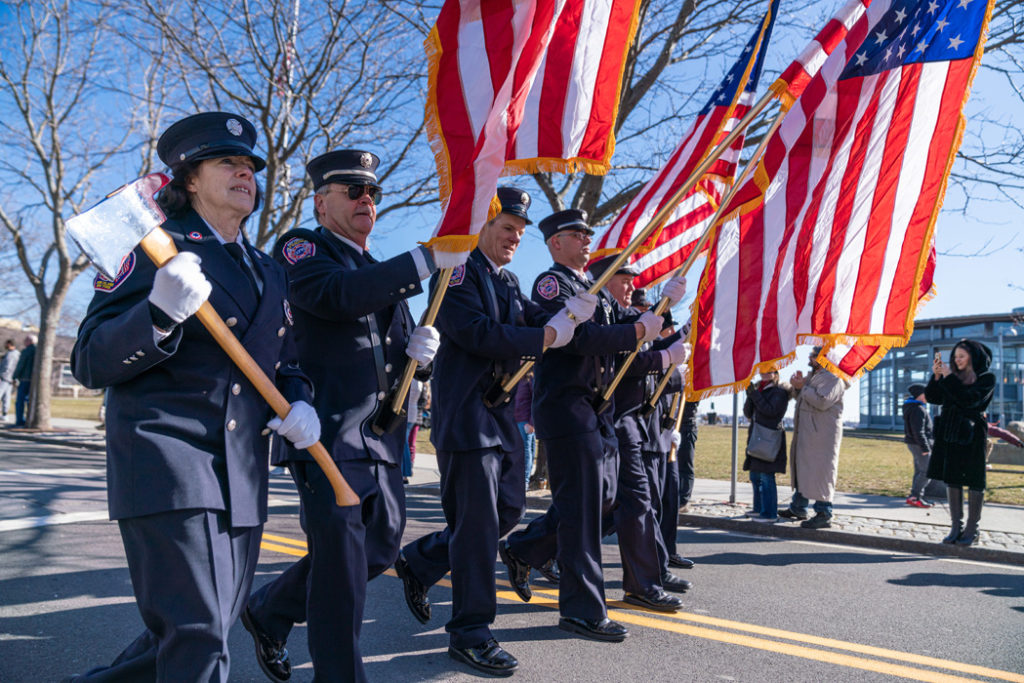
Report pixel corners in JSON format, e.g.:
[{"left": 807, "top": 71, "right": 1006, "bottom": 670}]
[
  {"left": 507, "top": 429, "right": 618, "bottom": 621},
  {"left": 402, "top": 446, "right": 525, "bottom": 647},
  {"left": 651, "top": 448, "right": 684, "bottom": 561},
  {"left": 77, "top": 509, "right": 261, "bottom": 682},
  {"left": 248, "top": 459, "right": 403, "bottom": 683},
  {"left": 603, "top": 426, "right": 664, "bottom": 594}
]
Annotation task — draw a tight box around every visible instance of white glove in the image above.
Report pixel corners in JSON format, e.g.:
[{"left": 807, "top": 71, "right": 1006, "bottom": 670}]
[
  {"left": 545, "top": 309, "right": 576, "bottom": 348},
  {"left": 662, "top": 275, "right": 687, "bottom": 306},
  {"left": 670, "top": 431, "right": 681, "bottom": 448},
  {"left": 267, "top": 400, "right": 321, "bottom": 450},
  {"left": 149, "top": 252, "right": 211, "bottom": 324},
  {"left": 565, "top": 292, "right": 598, "bottom": 322},
  {"left": 661, "top": 340, "right": 691, "bottom": 369},
  {"left": 406, "top": 325, "right": 441, "bottom": 365},
  {"left": 637, "top": 311, "right": 663, "bottom": 343}
]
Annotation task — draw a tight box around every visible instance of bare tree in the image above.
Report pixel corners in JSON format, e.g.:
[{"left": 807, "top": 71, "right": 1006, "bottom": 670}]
[
  {"left": 126, "top": 0, "right": 439, "bottom": 249},
  {"left": 0, "top": 0, "right": 165, "bottom": 429}
]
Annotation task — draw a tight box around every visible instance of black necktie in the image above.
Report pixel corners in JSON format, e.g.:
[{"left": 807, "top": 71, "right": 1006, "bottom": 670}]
[{"left": 224, "top": 242, "right": 259, "bottom": 300}]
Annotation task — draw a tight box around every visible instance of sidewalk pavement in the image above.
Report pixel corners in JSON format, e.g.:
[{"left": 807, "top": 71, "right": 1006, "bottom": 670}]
[{"left": 3, "top": 420, "right": 1021, "bottom": 566}]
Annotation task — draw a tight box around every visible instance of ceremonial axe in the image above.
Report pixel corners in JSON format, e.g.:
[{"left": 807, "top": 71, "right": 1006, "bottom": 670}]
[{"left": 67, "top": 173, "right": 360, "bottom": 507}]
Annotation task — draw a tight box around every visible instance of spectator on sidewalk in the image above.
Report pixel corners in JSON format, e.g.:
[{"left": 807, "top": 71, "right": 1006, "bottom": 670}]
[
  {"left": 742, "top": 366, "right": 790, "bottom": 523},
  {"left": 902, "top": 383, "right": 934, "bottom": 508},
  {"left": 779, "top": 346, "right": 848, "bottom": 529},
  {"left": 12, "top": 335, "right": 36, "bottom": 427},
  {"left": 403, "top": 378, "right": 423, "bottom": 483},
  {"left": 514, "top": 371, "right": 536, "bottom": 490},
  {"left": 926, "top": 339, "right": 995, "bottom": 546},
  {"left": 0, "top": 339, "right": 19, "bottom": 423}
]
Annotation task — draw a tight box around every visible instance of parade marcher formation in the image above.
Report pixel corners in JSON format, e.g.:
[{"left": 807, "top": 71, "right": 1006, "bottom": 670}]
[{"left": 61, "top": 108, "right": 913, "bottom": 683}]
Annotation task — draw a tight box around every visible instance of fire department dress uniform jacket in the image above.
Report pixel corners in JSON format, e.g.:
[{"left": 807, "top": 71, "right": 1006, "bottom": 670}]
[
  {"left": 70, "top": 208, "right": 310, "bottom": 683},
  {"left": 72, "top": 209, "right": 311, "bottom": 528}
]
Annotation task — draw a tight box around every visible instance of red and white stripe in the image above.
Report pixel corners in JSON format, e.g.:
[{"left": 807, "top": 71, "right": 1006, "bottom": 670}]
[
  {"left": 690, "top": 0, "right": 989, "bottom": 397},
  {"left": 772, "top": 0, "right": 869, "bottom": 105},
  {"left": 424, "top": 1, "right": 639, "bottom": 261}
]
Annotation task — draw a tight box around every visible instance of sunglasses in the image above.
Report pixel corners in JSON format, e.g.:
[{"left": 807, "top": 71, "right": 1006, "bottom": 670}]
[{"left": 344, "top": 184, "right": 382, "bottom": 204}]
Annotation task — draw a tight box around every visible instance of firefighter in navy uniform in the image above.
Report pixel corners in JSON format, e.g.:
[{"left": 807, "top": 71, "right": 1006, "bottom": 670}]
[
  {"left": 67, "top": 113, "right": 319, "bottom": 683},
  {"left": 501, "top": 209, "right": 666, "bottom": 643},
  {"left": 243, "top": 150, "right": 441, "bottom": 683},
  {"left": 589, "top": 257, "right": 692, "bottom": 611},
  {"left": 395, "top": 188, "right": 594, "bottom": 676}
]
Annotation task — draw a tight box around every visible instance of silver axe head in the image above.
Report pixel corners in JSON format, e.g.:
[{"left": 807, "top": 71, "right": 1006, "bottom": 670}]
[{"left": 66, "top": 173, "right": 171, "bottom": 280}]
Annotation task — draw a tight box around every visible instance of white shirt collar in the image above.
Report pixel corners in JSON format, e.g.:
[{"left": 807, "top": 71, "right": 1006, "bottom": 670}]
[
  {"left": 199, "top": 216, "right": 245, "bottom": 247},
  {"left": 325, "top": 228, "right": 366, "bottom": 255},
  {"left": 482, "top": 252, "right": 503, "bottom": 274}
]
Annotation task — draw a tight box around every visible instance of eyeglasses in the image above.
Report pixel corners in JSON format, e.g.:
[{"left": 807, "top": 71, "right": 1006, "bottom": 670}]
[{"left": 343, "top": 184, "right": 382, "bottom": 204}]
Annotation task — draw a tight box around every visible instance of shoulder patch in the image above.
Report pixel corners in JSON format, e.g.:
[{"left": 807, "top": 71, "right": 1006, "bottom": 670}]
[
  {"left": 282, "top": 237, "right": 315, "bottom": 265},
  {"left": 536, "top": 274, "right": 559, "bottom": 300},
  {"left": 93, "top": 253, "right": 135, "bottom": 293},
  {"left": 448, "top": 264, "right": 465, "bottom": 287}
]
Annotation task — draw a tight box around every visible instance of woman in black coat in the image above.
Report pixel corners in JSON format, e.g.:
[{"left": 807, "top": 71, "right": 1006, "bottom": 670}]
[
  {"left": 743, "top": 368, "right": 790, "bottom": 522},
  {"left": 925, "top": 339, "right": 995, "bottom": 546}
]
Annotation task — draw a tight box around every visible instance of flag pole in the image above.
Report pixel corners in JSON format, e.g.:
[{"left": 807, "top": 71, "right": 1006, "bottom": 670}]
[
  {"left": 666, "top": 391, "right": 683, "bottom": 463},
  {"left": 372, "top": 266, "right": 454, "bottom": 435},
  {"left": 492, "top": 90, "right": 780, "bottom": 403},
  {"left": 640, "top": 105, "right": 787, "bottom": 415}
]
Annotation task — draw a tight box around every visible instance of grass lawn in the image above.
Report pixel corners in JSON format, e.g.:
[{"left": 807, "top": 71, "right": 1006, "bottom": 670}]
[
  {"left": 47, "top": 403, "right": 1024, "bottom": 505},
  {"left": 50, "top": 396, "right": 104, "bottom": 421},
  {"left": 694, "top": 425, "right": 1024, "bottom": 506}
]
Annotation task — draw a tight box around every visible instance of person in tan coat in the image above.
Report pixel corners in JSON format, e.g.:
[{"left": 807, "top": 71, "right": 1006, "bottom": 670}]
[{"left": 778, "top": 347, "right": 848, "bottom": 529}]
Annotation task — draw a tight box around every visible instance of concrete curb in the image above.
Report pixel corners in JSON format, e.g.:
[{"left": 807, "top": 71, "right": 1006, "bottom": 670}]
[
  {"left": 0, "top": 429, "right": 105, "bottom": 452},
  {"left": 412, "top": 484, "right": 1024, "bottom": 568},
  {"left": 675, "top": 513, "right": 1024, "bottom": 567}
]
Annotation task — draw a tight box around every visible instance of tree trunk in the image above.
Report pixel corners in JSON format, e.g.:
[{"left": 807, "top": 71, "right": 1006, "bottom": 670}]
[{"left": 28, "top": 293, "right": 66, "bottom": 431}]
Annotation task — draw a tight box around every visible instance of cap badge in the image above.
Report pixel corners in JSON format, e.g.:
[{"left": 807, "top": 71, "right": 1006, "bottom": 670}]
[
  {"left": 226, "top": 118, "right": 243, "bottom": 136},
  {"left": 521, "top": 192, "right": 529, "bottom": 205},
  {"left": 359, "top": 152, "right": 373, "bottom": 168}
]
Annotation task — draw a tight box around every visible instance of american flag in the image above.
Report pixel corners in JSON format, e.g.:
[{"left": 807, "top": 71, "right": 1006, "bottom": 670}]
[
  {"left": 423, "top": 1, "right": 640, "bottom": 262},
  {"left": 689, "top": 0, "right": 994, "bottom": 398},
  {"left": 590, "top": 0, "right": 780, "bottom": 289}
]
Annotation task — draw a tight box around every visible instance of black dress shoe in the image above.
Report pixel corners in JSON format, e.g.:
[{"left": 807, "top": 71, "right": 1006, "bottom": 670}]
[
  {"left": 241, "top": 607, "right": 291, "bottom": 683},
  {"left": 661, "top": 573, "right": 692, "bottom": 593},
  {"left": 537, "top": 558, "right": 560, "bottom": 584},
  {"left": 395, "top": 553, "right": 431, "bottom": 624},
  {"left": 778, "top": 508, "right": 809, "bottom": 521},
  {"left": 668, "top": 554, "right": 695, "bottom": 569},
  {"left": 498, "top": 539, "right": 532, "bottom": 602},
  {"left": 448, "top": 638, "right": 518, "bottom": 677},
  {"left": 623, "top": 589, "right": 683, "bottom": 613},
  {"left": 558, "top": 616, "right": 629, "bottom": 642}
]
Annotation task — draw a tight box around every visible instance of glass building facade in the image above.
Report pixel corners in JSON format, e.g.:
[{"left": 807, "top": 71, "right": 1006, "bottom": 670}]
[{"left": 858, "top": 310, "right": 1024, "bottom": 429}]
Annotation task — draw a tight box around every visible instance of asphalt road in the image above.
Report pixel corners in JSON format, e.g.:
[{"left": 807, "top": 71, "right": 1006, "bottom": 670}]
[{"left": 1, "top": 438, "right": 1022, "bottom": 682}]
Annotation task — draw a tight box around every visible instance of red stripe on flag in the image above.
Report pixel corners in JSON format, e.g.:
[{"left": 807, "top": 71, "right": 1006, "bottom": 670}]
[
  {"left": 536, "top": 3, "right": 584, "bottom": 157},
  {"left": 732, "top": 207, "right": 765, "bottom": 377},
  {"left": 578, "top": 0, "right": 635, "bottom": 159},
  {"left": 506, "top": 2, "right": 559, "bottom": 161}
]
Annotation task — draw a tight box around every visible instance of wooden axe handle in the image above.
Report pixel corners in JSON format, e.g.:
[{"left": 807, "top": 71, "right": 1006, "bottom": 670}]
[{"left": 139, "top": 228, "right": 360, "bottom": 507}]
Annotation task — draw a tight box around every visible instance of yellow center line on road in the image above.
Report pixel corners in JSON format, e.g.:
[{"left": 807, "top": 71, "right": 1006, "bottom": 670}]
[{"left": 259, "top": 535, "right": 1020, "bottom": 683}]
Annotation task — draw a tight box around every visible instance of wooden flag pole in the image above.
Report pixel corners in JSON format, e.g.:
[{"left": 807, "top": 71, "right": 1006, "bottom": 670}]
[
  {"left": 667, "top": 391, "right": 683, "bottom": 463},
  {"left": 372, "top": 266, "right": 454, "bottom": 435},
  {"left": 641, "top": 105, "right": 787, "bottom": 414},
  {"left": 493, "top": 91, "right": 781, "bottom": 402}
]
